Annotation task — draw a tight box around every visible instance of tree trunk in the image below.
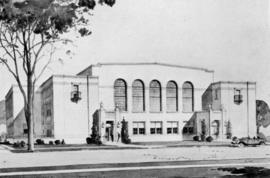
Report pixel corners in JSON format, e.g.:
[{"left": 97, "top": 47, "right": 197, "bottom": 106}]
[{"left": 25, "top": 74, "right": 34, "bottom": 152}]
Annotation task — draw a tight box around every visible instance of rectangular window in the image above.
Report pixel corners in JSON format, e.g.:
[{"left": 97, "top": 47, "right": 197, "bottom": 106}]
[
  {"left": 133, "top": 128, "right": 138, "bottom": 135},
  {"left": 46, "top": 109, "right": 51, "bottom": 117},
  {"left": 150, "top": 121, "right": 162, "bottom": 134},
  {"left": 167, "top": 121, "right": 178, "bottom": 134},
  {"left": 133, "top": 122, "right": 145, "bottom": 135},
  {"left": 73, "top": 84, "right": 79, "bottom": 91},
  {"left": 234, "top": 89, "right": 243, "bottom": 104},
  {"left": 183, "top": 127, "right": 194, "bottom": 134},
  {"left": 71, "top": 84, "right": 81, "bottom": 102}
]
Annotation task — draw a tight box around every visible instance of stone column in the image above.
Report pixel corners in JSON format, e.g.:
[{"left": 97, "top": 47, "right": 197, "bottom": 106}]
[
  {"left": 99, "top": 102, "right": 106, "bottom": 142},
  {"left": 114, "top": 106, "right": 120, "bottom": 142}
]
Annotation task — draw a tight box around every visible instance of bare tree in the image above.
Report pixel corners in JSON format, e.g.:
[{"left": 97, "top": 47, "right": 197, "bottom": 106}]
[{"left": 0, "top": 0, "right": 115, "bottom": 151}]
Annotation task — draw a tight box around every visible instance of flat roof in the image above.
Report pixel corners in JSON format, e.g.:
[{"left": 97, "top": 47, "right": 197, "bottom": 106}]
[
  {"left": 78, "top": 62, "right": 215, "bottom": 75},
  {"left": 39, "top": 74, "right": 98, "bottom": 88},
  {"left": 211, "top": 81, "right": 256, "bottom": 85}
]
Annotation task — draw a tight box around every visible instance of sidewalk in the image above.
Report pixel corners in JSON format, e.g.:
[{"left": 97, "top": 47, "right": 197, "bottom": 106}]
[{"left": 1, "top": 144, "right": 270, "bottom": 169}]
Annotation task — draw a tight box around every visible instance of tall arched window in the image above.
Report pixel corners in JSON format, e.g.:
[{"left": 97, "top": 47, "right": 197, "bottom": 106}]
[
  {"left": 166, "top": 81, "right": 178, "bottom": 112},
  {"left": 149, "top": 80, "right": 162, "bottom": 112},
  {"left": 132, "top": 80, "right": 145, "bottom": 112},
  {"left": 182, "top": 81, "right": 194, "bottom": 112},
  {"left": 114, "top": 79, "right": 127, "bottom": 111}
]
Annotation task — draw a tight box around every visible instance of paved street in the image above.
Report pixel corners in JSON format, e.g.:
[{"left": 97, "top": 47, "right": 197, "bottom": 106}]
[
  {"left": 1, "top": 145, "right": 270, "bottom": 177},
  {"left": 1, "top": 158, "right": 270, "bottom": 177}
]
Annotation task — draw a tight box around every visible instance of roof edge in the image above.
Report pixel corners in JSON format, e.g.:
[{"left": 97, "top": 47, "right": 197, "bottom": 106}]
[
  {"left": 81, "top": 62, "right": 214, "bottom": 73},
  {"left": 211, "top": 81, "right": 256, "bottom": 85}
]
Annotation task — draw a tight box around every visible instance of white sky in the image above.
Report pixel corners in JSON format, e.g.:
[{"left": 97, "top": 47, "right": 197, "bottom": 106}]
[{"left": 1, "top": 0, "right": 270, "bottom": 103}]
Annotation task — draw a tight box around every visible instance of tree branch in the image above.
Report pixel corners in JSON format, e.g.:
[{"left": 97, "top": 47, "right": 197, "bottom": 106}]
[{"left": 33, "top": 44, "right": 55, "bottom": 84}]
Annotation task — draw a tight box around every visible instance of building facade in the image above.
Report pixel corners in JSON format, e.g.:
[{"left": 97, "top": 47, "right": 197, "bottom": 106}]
[{"left": 5, "top": 63, "right": 257, "bottom": 143}]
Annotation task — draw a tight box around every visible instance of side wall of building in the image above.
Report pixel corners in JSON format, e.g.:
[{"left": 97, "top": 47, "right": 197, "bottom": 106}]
[
  {"left": 220, "top": 82, "right": 256, "bottom": 138},
  {"left": 52, "top": 75, "right": 99, "bottom": 143}
]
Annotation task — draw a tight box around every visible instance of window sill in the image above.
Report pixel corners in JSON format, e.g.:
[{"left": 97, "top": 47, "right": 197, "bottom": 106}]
[
  {"left": 166, "top": 111, "right": 179, "bottom": 113},
  {"left": 119, "top": 111, "right": 129, "bottom": 113},
  {"left": 132, "top": 111, "right": 146, "bottom": 113},
  {"left": 182, "top": 111, "right": 194, "bottom": 114},
  {"left": 132, "top": 134, "right": 146, "bottom": 136}
]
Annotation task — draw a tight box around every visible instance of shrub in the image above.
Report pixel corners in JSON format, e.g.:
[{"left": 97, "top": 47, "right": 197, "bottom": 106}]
[
  {"left": 61, "top": 139, "right": 65, "bottom": 145},
  {"left": 226, "top": 133, "right": 232, "bottom": 139},
  {"left": 20, "top": 141, "right": 26, "bottom": 147},
  {"left": 13, "top": 141, "right": 21, "bottom": 148},
  {"left": 193, "top": 135, "right": 200, "bottom": 141},
  {"left": 49, "top": 141, "right": 54, "bottom": 145},
  {"left": 206, "top": 136, "right": 213, "bottom": 142},
  {"left": 0, "top": 140, "right": 10, "bottom": 145},
  {"left": 125, "top": 138, "right": 131, "bottom": 144},
  {"left": 201, "top": 134, "right": 206, "bottom": 141},
  {"left": 257, "top": 132, "right": 266, "bottom": 141},
  {"left": 36, "top": 139, "right": 44, "bottom": 145},
  {"left": 89, "top": 125, "right": 102, "bottom": 145},
  {"left": 86, "top": 137, "right": 91, "bottom": 144},
  {"left": 54, "top": 140, "right": 60, "bottom": 145},
  {"left": 121, "top": 119, "right": 131, "bottom": 144},
  {"left": 232, "top": 136, "right": 238, "bottom": 141}
]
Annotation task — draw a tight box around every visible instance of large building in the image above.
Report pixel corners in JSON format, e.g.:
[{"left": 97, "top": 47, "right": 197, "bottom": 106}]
[{"left": 5, "top": 63, "right": 257, "bottom": 143}]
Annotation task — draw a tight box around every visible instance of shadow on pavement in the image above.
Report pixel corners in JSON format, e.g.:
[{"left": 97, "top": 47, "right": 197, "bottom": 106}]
[{"left": 218, "top": 167, "right": 270, "bottom": 177}]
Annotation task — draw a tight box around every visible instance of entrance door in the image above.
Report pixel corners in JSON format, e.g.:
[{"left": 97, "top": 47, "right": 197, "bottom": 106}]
[{"left": 105, "top": 121, "right": 114, "bottom": 141}]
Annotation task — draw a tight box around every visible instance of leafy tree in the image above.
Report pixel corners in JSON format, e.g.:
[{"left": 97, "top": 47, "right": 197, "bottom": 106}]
[
  {"left": 0, "top": 0, "right": 115, "bottom": 151},
  {"left": 256, "top": 100, "right": 270, "bottom": 133}
]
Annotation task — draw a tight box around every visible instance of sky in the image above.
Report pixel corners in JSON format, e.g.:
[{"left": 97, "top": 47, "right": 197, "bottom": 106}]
[{"left": 1, "top": 0, "right": 270, "bottom": 103}]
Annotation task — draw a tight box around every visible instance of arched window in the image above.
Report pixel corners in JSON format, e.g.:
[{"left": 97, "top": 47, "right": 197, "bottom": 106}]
[
  {"left": 166, "top": 81, "right": 178, "bottom": 112},
  {"left": 149, "top": 80, "right": 162, "bottom": 112},
  {"left": 114, "top": 79, "right": 127, "bottom": 111},
  {"left": 182, "top": 81, "right": 194, "bottom": 112},
  {"left": 132, "top": 80, "right": 145, "bottom": 112}
]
